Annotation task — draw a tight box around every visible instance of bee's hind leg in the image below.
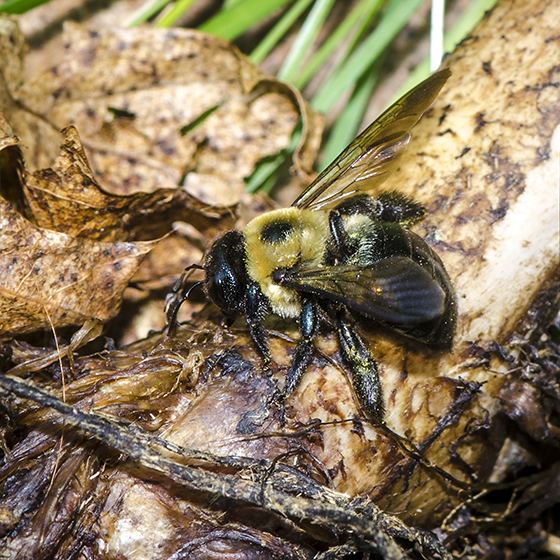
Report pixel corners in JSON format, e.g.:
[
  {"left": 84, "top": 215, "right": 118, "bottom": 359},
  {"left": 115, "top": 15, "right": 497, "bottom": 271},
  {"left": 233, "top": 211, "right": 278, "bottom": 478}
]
[
  {"left": 284, "top": 298, "right": 317, "bottom": 396},
  {"left": 337, "top": 313, "right": 384, "bottom": 423}
]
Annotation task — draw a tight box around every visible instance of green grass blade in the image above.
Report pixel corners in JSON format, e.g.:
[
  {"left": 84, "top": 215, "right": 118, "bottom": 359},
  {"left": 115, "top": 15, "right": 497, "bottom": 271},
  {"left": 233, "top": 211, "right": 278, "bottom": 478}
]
[
  {"left": 430, "top": 0, "right": 445, "bottom": 71},
  {"left": 397, "top": 0, "right": 498, "bottom": 96},
  {"left": 126, "top": 0, "right": 170, "bottom": 26},
  {"left": 245, "top": 155, "right": 284, "bottom": 193},
  {"left": 245, "top": 123, "right": 302, "bottom": 193},
  {"left": 199, "top": 0, "right": 292, "bottom": 41},
  {"left": 277, "top": 0, "right": 336, "bottom": 82},
  {"left": 179, "top": 104, "right": 221, "bottom": 136},
  {"left": 0, "top": 0, "right": 50, "bottom": 13},
  {"left": 319, "top": 68, "right": 378, "bottom": 170},
  {"left": 155, "top": 0, "right": 194, "bottom": 27},
  {"left": 311, "top": 0, "right": 424, "bottom": 113},
  {"left": 250, "top": 0, "right": 314, "bottom": 65},
  {"left": 295, "top": 0, "right": 383, "bottom": 89}
]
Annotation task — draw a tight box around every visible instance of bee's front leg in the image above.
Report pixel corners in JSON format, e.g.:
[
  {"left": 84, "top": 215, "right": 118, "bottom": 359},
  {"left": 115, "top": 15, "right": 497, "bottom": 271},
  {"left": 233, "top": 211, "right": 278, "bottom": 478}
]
[
  {"left": 337, "top": 313, "right": 384, "bottom": 422},
  {"left": 164, "top": 264, "right": 204, "bottom": 335},
  {"left": 245, "top": 282, "right": 271, "bottom": 372},
  {"left": 284, "top": 298, "right": 317, "bottom": 395}
]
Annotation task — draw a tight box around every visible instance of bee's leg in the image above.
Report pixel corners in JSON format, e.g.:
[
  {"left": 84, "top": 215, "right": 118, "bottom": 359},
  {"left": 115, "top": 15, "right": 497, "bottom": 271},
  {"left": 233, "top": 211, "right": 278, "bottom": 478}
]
[
  {"left": 337, "top": 313, "right": 384, "bottom": 422},
  {"left": 284, "top": 298, "right": 317, "bottom": 395},
  {"left": 165, "top": 264, "right": 204, "bottom": 336},
  {"left": 245, "top": 282, "right": 271, "bottom": 371}
]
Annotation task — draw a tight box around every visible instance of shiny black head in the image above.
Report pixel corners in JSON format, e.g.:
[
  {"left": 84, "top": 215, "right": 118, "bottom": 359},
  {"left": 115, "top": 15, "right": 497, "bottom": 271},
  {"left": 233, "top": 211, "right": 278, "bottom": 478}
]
[{"left": 204, "top": 231, "right": 248, "bottom": 315}]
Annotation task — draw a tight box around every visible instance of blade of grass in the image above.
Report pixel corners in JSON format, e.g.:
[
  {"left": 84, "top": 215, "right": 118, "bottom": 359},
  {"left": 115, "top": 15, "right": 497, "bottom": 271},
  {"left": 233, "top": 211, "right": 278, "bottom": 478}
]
[
  {"left": 179, "top": 104, "right": 221, "bottom": 136},
  {"left": 0, "top": 0, "right": 50, "bottom": 13},
  {"left": 397, "top": 0, "right": 498, "bottom": 96},
  {"left": 245, "top": 123, "right": 302, "bottom": 193},
  {"left": 245, "top": 154, "right": 286, "bottom": 194},
  {"left": 199, "top": 0, "right": 292, "bottom": 41},
  {"left": 246, "top": 163, "right": 280, "bottom": 194},
  {"left": 430, "top": 0, "right": 445, "bottom": 71},
  {"left": 126, "top": 0, "right": 170, "bottom": 26},
  {"left": 294, "top": 0, "right": 383, "bottom": 89},
  {"left": 277, "top": 0, "right": 336, "bottom": 83},
  {"left": 319, "top": 68, "right": 378, "bottom": 170},
  {"left": 250, "top": 0, "right": 314, "bottom": 65},
  {"left": 311, "top": 0, "right": 424, "bottom": 113},
  {"left": 155, "top": 0, "right": 194, "bottom": 27}
]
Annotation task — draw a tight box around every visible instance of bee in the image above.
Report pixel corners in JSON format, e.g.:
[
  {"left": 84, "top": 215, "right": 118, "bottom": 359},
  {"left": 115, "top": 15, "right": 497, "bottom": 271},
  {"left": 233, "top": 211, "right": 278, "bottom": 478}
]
[{"left": 167, "top": 69, "right": 456, "bottom": 422}]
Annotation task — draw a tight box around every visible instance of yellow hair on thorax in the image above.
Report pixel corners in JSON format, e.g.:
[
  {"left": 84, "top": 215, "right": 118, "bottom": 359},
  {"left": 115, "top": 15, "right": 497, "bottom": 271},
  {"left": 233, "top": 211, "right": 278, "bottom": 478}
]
[{"left": 244, "top": 208, "right": 329, "bottom": 318}]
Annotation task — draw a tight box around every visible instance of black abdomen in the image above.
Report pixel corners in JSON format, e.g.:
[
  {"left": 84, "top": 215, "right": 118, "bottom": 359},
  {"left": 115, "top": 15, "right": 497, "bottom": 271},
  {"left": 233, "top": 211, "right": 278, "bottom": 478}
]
[{"left": 339, "top": 219, "right": 456, "bottom": 348}]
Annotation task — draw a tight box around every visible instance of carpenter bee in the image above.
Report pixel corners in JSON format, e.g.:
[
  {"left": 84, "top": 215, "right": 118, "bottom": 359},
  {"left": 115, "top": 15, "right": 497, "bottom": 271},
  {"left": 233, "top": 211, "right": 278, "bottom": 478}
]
[{"left": 167, "top": 68, "right": 456, "bottom": 422}]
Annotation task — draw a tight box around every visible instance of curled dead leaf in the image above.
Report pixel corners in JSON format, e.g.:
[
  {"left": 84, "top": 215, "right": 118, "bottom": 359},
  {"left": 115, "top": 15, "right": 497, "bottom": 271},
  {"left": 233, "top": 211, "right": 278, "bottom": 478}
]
[
  {"left": 11, "top": 23, "right": 322, "bottom": 205},
  {"left": 22, "top": 125, "right": 234, "bottom": 243},
  {"left": 0, "top": 119, "right": 238, "bottom": 332},
  {"left": 0, "top": 111, "right": 235, "bottom": 336}
]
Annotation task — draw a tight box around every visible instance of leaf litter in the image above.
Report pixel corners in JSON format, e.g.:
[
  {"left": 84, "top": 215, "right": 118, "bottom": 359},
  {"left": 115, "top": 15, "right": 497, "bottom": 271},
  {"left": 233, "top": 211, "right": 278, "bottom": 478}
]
[
  {"left": 17, "top": 23, "right": 322, "bottom": 204},
  {"left": 0, "top": 16, "right": 321, "bottom": 338}
]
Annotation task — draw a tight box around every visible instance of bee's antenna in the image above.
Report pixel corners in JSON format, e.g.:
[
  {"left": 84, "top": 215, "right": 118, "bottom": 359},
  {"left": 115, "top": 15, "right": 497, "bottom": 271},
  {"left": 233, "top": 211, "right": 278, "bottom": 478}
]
[{"left": 165, "top": 264, "right": 204, "bottom": 337}]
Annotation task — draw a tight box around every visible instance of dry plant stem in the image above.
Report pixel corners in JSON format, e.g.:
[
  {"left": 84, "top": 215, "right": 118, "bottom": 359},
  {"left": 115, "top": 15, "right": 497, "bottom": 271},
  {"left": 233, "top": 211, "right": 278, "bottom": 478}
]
[
  {"left": 0, "top": 373, "right": 450, "bottom": 560},
  {"left": 5, "top": 319, "right": 103, "bottom": 377}
]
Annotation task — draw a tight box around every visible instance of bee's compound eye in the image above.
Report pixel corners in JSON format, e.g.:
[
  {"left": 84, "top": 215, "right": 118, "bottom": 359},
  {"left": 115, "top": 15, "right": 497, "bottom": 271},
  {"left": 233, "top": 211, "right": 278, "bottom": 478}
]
[
  {"left": 205, "top": 231, "right": 246, "bottom": 314},
  {"left": 260, "top": 221, "right": 293, "bottom": 244}
]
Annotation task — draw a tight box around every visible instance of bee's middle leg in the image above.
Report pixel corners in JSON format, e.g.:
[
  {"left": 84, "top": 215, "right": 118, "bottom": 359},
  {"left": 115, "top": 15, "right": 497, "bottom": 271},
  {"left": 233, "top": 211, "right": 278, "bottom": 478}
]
[
  {"left": 337, "top": 313, "right": 384, "bottom": 422},
  {"left": 284, "top": 298, "right": 317, "bottom": 395}
]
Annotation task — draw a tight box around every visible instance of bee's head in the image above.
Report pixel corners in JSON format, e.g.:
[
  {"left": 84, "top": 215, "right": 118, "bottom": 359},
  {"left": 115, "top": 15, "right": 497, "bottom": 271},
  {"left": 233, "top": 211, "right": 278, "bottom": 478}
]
[{"left": 204, "top": 231, "right": 247, "bottom": 315}]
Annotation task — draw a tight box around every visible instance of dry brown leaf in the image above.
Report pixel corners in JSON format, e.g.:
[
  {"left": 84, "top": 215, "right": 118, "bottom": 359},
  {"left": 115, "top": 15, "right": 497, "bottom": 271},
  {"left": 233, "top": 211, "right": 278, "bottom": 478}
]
[
  {"left": 0, "top": 17, "right": 62, "bottom": 170},
  {"left": 23, "top": 125, "right": 233, "bottom": 242},
  {"left": 0, "top": 118, "right": 233, "bottom": 337},
  {"left": 0, "top": 194, "right": 154, "bottom": 336},
  {"left": 13, "top": 23, "right": 322, "bottom": 205},
  {"left": 0, "top": 123, "right": 158, "bottom": 335}
]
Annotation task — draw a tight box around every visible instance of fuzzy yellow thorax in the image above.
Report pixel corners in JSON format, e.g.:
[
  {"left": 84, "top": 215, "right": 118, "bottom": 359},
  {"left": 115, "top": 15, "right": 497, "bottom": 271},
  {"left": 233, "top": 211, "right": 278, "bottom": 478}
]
[{"left": 244, "top": 208, "right": 329, "bottom": 318}]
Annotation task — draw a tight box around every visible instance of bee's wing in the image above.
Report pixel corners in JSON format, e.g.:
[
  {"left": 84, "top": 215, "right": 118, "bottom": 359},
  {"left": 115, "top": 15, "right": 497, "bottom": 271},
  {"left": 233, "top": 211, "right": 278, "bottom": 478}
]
[
  {"left": 280, "top": 256, "right": 445, "bottom": 325},
  {"left": 292, "top": 69, "right": 450, "bottom": 212}
]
